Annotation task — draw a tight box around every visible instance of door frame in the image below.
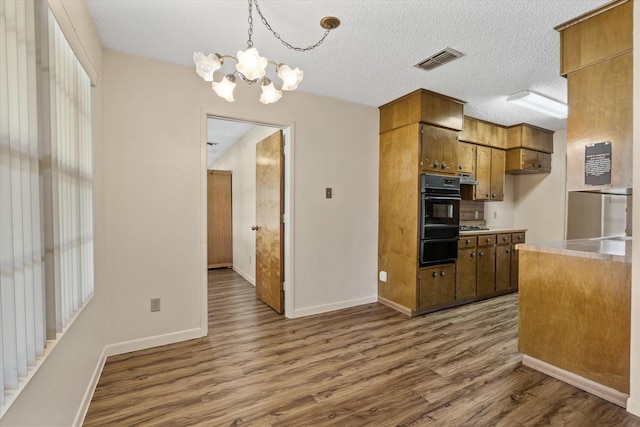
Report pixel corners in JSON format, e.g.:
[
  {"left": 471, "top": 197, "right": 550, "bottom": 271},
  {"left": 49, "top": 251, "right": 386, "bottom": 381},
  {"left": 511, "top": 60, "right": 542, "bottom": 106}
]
[{"left": 199, "top": 109, "right": 295, "bottom": 330}]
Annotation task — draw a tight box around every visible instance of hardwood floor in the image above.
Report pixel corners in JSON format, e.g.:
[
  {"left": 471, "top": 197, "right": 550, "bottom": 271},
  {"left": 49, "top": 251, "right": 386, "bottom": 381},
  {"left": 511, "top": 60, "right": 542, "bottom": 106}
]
[{"left": 84, "top": 269, "right": 640, "bottom": 426}]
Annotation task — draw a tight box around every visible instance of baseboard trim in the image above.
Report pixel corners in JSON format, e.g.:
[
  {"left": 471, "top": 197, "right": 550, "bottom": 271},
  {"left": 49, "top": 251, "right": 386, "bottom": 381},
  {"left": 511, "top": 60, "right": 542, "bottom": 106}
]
[
  {"left": 522, "top": 354, "right": 629, "bottom": 408},
  {"left": 233, "top": 266, "right": 255, "bottom": 286},
  {"left": 627, "top": 396, "right": 640, "bottom": 416},
  {"left": 73, "top": 347, "right": 107, "bottom": 427},
  {"left": 293, "top": 295, "right": 378, "bottom": 318},
  {"left": 377, "top": 296, "right": 412, "bottom": 317},
  {"left": 103, "top": 327, "right": 205, "bottom": 357}
]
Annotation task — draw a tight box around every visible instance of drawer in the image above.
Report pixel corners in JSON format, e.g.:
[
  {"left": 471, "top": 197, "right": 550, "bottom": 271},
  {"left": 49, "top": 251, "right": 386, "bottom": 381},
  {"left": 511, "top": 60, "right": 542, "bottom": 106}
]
[
  {"left": 497, "top": 234, "right": 512, "bottom": 245},
  {"left": 512, "top": 232, "right": 526, "bottom": 244},
  {"left": 458, "top": 236, "right": 477, "bottom": 249},
  {"left": 477, "top": 234, "right": 496, "bottom": 246}
]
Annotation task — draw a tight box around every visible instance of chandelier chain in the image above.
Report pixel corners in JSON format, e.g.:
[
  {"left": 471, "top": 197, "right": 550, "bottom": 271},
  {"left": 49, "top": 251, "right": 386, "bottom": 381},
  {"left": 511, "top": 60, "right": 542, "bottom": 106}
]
[
  {"left": 247, "top": 0, "right": 254, "bottom": 47},
  {"left": 252, "top": 0, "right": 331, "bottom": 52}
]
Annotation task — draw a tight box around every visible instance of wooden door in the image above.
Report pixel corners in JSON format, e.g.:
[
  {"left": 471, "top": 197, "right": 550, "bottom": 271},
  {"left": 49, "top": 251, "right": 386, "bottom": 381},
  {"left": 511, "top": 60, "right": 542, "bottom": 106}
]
[
  {"left": 476, "top": 238, "right": 495, "bottom": 296},
  {"left": 495, "top": 245, "right": 511, "bottom": 291},
  {"left": 475, "top": 145, "right": 491, "bottom": 200},
  {"left": 457, "top": 142, "right": 476, "bottom": 175},
  {"left": 456, "top": 247, "right": 476, "bottom": 300},
  {"left": 490, "top": 149, "right": 505, "bottom": 200},
  {"left": 255, "top": 130, "right": 284, "bottom": 313},
  {"left": 421, "top": 125, "right": 458, "bottom": 174},
  {"left": 207, "top": 170, "right": 232, "bottom": 268}
]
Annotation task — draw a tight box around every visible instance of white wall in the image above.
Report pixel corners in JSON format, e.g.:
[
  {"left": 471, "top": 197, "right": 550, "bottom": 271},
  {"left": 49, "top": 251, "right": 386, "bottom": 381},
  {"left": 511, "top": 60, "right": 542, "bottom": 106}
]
[
  {"left": 0, "top": 1, "right": 107, "bottom": 425},
  {"left": 511, "top": 130, "right": 568, "bottom": 243},
  {"left": 211, "top": 125, "right": 281, "bottom": 284},
  {"left": 485, "top": 174, "right": 516, "bottom": 228},
  {"left": 101, "top": 49, "right": 379, "bottom": 341}
]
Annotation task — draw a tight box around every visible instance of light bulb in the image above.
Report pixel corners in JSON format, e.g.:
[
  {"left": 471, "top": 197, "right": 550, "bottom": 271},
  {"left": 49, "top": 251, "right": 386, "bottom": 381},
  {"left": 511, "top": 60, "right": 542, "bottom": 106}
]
[
  {"left": 212, "top": 75, "right": 236, "bottom": 102},
  {"left": 277, "top": 64, "right": 303, "bottom": 91},
  {"left": 193, "top": 52, "right": 222, "bottom": 82},
  {"left": 236, "top": 47, "right": 267, "bottom": 81},
  {"left": 260, "top": 78, "right": 282, "bottom": 104}
]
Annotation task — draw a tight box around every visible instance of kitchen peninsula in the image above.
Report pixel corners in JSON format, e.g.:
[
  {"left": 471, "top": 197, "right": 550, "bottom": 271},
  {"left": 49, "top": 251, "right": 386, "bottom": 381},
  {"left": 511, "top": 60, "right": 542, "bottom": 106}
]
[{"left": 518, "top": 237, "right": 631, "bottom": 407}]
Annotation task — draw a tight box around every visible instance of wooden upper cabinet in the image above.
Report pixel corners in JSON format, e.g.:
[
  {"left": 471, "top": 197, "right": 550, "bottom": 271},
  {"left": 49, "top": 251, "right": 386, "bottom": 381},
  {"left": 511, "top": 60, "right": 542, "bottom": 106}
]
[
  {"left": 506, "top": 148, "right": 552, "bottom": 174},
  {"left": 421, "top": 125, "right": 459, "bottom": 175},
  {"left": 475, "top": 146, "right": 492, "bottom": 200},
  {"left": 506, "top": 124, "right": 553, "bottom": 153},
  {"left": 459, "top": 116, "right": 506, "bottom": 149},
  {"left": 490, "top": 149, "right": 505, "bottom": 201},
  {"left": 457, "top": 141, "right": 476, "bottom": 175},
  {"left": 379, "top": 89, "right": 465, "bottom": 133},
  {"left": 556, "top": 0, "right": 632, "bottom": 76}
]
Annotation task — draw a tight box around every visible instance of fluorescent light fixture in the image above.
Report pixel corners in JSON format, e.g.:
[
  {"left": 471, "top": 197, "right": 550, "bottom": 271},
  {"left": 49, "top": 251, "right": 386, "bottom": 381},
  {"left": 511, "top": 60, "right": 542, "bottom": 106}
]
[{"left": 507, "top": 90, "right": 568, "bottom": 119}]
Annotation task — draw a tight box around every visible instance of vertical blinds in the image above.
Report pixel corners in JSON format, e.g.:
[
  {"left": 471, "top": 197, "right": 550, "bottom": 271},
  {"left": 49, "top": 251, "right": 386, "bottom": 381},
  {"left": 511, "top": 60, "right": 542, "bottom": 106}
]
[{"left": 0, "top": 0, "right": 93, "bottom": 409}]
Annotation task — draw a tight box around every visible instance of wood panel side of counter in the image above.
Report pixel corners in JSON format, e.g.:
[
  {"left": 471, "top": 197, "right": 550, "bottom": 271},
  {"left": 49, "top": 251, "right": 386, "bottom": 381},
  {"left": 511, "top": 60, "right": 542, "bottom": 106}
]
[{"left": 518, "top": 250, "right": 630, "bottom": 394}]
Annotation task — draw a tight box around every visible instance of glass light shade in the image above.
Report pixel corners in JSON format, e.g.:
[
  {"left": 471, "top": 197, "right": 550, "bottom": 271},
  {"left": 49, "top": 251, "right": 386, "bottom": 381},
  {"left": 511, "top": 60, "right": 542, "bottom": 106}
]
[
  {"left": 506, "top": 90, "right": 568, "bottom": 119},
  {"left": 193, "top": 51, "right": 222, "bottom": 82},
  {"left": 236, "top": 47, "right": 267, "bottom": 81},
  {"left": 260, "top": 79, "right": 282, "bottom": 104},
  {"left": 277, "top": 64, "right": 303, "bottom": 91},
  {"left": 212, "top": 75, "right": 236, "bottom": 102}
]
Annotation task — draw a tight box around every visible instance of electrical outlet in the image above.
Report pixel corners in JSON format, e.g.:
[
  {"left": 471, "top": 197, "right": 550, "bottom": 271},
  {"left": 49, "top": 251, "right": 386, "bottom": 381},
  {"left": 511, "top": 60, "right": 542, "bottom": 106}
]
[
  {"left": 326, "top": 188, "right": 332, "bottom": 198},
  {"left": 474, "top": 211, "right": 479, "bottom": 219},
  {"left": 150, "top": 298, "right": 161, "bottom": 312},
  {"left": 249, "top": 255, "right": 252, "bottom": 264},
  {"left": 493, "top": 211, "right": 497, "bottom": 219}
]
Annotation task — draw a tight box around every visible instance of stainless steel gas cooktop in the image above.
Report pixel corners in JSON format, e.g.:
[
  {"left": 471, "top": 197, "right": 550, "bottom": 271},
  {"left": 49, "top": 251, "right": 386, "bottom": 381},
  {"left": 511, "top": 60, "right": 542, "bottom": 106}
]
[{"left": 459, "top": 225, "right": 490, "bottom": 231}]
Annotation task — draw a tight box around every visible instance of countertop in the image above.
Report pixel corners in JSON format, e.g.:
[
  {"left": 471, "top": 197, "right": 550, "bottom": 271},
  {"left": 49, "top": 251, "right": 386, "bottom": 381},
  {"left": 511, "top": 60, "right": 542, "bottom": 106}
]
[
  {"left": 518, "top": 236, "right": 632, "bottom": 264},
  {"left": 459, "top": 227, "right": 527, "bottom": 236}
]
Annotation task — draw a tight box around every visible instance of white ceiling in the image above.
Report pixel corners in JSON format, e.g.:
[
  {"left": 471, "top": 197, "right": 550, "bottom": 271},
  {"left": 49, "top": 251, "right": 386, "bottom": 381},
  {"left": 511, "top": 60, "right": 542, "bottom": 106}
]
[{"left": 86, "top": 0, "right": 608, "bottom": 155}]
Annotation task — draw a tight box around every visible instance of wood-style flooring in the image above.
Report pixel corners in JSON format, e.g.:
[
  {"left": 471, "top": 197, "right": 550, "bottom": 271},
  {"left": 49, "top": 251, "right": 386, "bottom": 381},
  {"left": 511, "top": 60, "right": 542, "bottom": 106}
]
[{"left": 84, "top": 269, "right": 640, "bottom": 426}]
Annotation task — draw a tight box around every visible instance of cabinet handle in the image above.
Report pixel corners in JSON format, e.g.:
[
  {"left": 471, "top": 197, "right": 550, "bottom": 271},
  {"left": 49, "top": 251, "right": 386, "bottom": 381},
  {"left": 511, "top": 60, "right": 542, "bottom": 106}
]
[
  {"left": 491, "top": 193, "right": 496, "bottom": 198},
  {"left": 433, "top": 161, "right": 439, "bottom": 168},
  {"left": 458, "top": 164, "right": 462, "bottom": 170},
  {"left": 465, "top": 239, "right": 471, "bottom": 244},
  {"left": 440, "top": 271, "right": 446, "bottom": 277},
  {"left": 485, "top": 193, "right": 489, "bottom": 198},
  {"left": 432, "top": 272, "right": 438, "bottom": 278},
  {"left": 532, "top": 163, "right": 537, "bottom": 168},
  {"left": 441, "top": 162, "right": 447, "bottom": 169},
  {"left": 506, "top": 248, "right": 510, "bottom": 254},
  {"left": 503, "top": 236, "right": 508, "bottom": 241},
  {"left": 518, "top": 235, "right": 522, "bottom": 241},
  {"left": 479, "top": 251, "right": 484, "bottom": 257},
  {"left": 486, "top": 238, "right": 491, "bottom": 243},
  {"left": 470, "top": 252, "right": 475, "bottom": 258},
  {"left": 251, "top": 226, "right": 259, "bottom": 231}
]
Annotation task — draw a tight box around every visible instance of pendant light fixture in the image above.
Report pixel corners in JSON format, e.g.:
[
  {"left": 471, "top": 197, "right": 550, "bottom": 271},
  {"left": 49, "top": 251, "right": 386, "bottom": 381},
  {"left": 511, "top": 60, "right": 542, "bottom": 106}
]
[{"left": 194, "top": 0, "right": 340, "bottom": 104}]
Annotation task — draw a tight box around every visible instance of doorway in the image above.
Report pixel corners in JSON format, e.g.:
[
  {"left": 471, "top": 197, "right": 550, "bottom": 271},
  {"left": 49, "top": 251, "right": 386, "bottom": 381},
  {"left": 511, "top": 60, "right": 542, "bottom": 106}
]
[{"left": 204, "top": 115, "right": 293, "bottom": 316}]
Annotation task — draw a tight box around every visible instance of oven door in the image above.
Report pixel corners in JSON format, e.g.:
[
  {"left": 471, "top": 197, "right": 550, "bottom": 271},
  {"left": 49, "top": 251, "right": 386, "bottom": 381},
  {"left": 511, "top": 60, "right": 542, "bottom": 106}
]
[
  {"left": 421, "top": 196, "right": 460, "bottom": 239},
  {"left": 420, "top": 237, "right": 458, "bottom": 267}
]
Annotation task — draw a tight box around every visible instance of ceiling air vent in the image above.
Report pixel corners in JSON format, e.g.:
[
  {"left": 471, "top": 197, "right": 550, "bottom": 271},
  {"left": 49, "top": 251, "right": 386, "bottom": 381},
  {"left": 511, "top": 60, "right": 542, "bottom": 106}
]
[{"left": 414, "top": 48, "right": 464, "bottom": 71}]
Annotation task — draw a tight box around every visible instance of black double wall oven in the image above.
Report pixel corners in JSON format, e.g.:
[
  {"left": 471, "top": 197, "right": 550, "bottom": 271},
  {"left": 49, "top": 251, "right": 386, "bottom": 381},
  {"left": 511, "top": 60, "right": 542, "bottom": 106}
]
[{"left": 419, "top": 174, "right": 460, "bottom": 266}]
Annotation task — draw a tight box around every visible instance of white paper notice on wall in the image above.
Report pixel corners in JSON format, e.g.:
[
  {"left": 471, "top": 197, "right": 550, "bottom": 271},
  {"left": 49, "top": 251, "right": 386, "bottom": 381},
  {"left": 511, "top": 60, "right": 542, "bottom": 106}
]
[{"left": 585, "top": 141, "right": 612, "bottom": 186}]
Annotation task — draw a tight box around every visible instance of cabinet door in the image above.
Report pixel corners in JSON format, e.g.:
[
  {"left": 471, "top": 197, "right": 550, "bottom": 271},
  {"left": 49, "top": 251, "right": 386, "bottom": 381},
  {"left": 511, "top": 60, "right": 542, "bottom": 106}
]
[
  {"left": 419, "top": 264, "right": 456, "bottom": 309},
  {"left": 537, "top": 152, "right": 551, "bottom": 173},
  {"left": 490, "top": 149, "right": 505, "bottom": 201},
  {"left": 511, "top": 232, "right": 525, "bottom": 290},
  {"left": 457, "top": 142, "right": 476, "bottom": 175},
  {"left": 456, "top": 248, "right": 476, "bottom": 300},
  {"left": 476, "top": 246, "right": 495, "bottom": 296},
  {"left": 495, "top": 245, "right": 511, "bottom": 291},
  {"left": 421, "top": 125, "right": 459, "bottom": 174},
  {"left": 521, "top": 149, "right": 539, "bottom": 171},
  {"left": 475, "top": 145, "right": 491, "bottom": 200}
]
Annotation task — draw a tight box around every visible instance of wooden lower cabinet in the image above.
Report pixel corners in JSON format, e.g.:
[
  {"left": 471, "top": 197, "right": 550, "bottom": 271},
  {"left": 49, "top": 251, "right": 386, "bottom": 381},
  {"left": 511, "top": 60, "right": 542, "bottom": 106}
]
[
  {"left": 419, "top": 264, "right": 456, "bottom": 310},
  {"left": 476, "top": 234, "right": 496, "bottom": 296},
  {"left": 456, "top": 237, "right": 477, "bottom": 300},
  {"left": 495, "top": 233, "right": 512, "bottom": 291},
  {"left": 511, "top": 232, "right": 526, "bottom": 290}
]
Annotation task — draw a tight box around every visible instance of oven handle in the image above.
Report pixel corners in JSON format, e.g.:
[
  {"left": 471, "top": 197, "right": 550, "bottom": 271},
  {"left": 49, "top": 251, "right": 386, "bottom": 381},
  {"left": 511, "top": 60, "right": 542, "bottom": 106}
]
[
  {"left": 423, "top": 195, "right": 461, "bottom": 201},
  {"left": 422, "top": 237, "right": 459, "bottom": 243}
]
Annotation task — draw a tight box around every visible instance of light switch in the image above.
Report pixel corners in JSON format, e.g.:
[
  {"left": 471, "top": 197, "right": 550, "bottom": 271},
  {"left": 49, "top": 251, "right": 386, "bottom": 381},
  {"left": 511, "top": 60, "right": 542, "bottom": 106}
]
[
  {"left": 379, "top": 271, "right": 387, "bottom": 282},
  {"left": 326, "top": 188, "right": 332, "bottom": 198}
]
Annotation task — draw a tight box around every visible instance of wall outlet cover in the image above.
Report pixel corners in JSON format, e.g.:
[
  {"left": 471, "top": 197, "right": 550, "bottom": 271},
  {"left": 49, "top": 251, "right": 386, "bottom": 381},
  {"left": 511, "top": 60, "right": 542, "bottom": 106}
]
[{"left": 150, "top": 298, "right": 161, "bottom": 312}]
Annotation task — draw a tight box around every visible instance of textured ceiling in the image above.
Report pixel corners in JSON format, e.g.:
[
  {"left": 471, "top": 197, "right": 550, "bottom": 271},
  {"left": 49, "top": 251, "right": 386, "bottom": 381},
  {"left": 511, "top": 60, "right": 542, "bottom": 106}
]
[{"left": 87, "top": 0, "right": 608, "bottom": 138}]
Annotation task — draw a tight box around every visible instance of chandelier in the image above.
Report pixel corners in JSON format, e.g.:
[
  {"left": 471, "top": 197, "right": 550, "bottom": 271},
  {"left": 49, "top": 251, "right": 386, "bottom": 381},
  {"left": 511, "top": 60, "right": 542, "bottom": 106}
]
[{"left": 194, "top": 0, "right": 340, "bottom": 104}]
